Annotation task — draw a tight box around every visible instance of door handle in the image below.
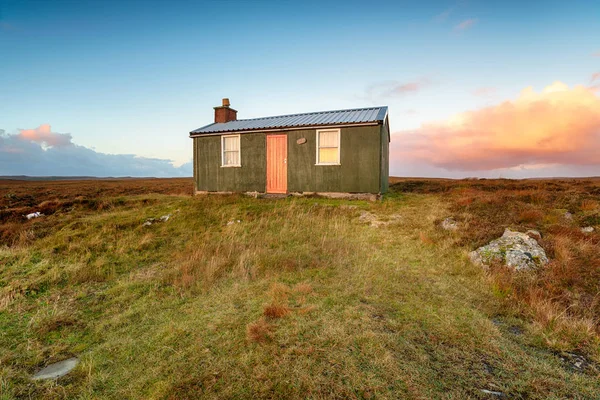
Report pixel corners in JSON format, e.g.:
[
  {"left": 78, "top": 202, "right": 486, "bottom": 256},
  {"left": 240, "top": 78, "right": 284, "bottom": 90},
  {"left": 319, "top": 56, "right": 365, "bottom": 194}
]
[{"left": 284, "top": 158, "right": 287, "bottom": 164}]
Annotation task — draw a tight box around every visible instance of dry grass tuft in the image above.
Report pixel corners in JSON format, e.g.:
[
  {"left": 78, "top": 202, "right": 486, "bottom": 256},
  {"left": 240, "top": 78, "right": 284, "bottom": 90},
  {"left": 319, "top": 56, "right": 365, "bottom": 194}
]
[
  {"left": 263, "top": 303, "right": 291, "bottom": 319},
  {"left": 419, "top": 231, "right": 434, "bottom": 245},
  {"left": 246, "top": 318, "right": 273, "bottom": 343},
  {"left": 268, "top": 282, "right": 291, "bottom": 303},
  {"left": 294, "top": 282, "right": 313, "bottom": 294},
  {"left": 517, "top": 209, "right": 544, "bottom": 224},
  {"left": 580, "top": 199, "right": 599, "bottom": 211}
]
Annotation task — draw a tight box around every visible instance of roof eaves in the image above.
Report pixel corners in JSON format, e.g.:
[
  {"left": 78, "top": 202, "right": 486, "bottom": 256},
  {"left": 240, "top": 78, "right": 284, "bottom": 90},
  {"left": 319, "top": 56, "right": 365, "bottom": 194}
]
[
  {"left": 375, "top": 106, "right": 388, "bottom": 122},
  {"left": 190, "top": 122, "right": 218, "bottom": 134},
  {"left": 189, "top": 120, "right": 380, "bottom": 137}
]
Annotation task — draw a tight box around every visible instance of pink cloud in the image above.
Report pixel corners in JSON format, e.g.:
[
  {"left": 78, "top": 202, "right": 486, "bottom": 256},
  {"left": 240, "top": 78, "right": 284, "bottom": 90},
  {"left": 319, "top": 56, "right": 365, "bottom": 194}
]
[
  {"left": 392, "top": 82, "right": 600, "bottom": 171},
  {"left": 17, "top": 124, "right": 73, "bottom": 147},
  {"left": 391, "top": 81, "right": 428, "bottom": 95},
  {"left": 454, "top": 18, "right": 478, "bottom": 31},
  {"left": 366, "top": 78, "right": 432, "bottom": 100},
  {"left": 591, "top": 72, "right": 600, "bottom": 82},
  {"left": 593, "top": 51, "right": 600, "bottom": 57}
]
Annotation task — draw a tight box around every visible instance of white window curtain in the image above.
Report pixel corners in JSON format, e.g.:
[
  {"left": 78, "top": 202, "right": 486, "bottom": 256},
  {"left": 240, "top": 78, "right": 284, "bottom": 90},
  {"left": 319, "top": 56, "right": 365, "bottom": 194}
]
[{"left": 222, "top": 135, "right": 240, "bottom": 166}]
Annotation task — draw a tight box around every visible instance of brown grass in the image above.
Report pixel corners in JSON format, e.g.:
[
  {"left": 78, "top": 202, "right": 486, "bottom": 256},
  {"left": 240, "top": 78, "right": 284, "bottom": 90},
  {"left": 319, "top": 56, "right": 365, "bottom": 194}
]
[
  {"left": 517, "top": 209, "right": 544, "bottom": 223},
  {"left": 263, "top": 303, "right": 291, "bottom": 319},
  {"left": 246, "top": 318, "right": 273, "bottom": 343},
  {"left": 580, "top": 199, "right": 599, "bottom": 211},
  {"left": 0, "top": 178, "right": 192, "bottom": 246},
  {"left": 419, "top": 231, "right": 434, "bottom": 245},
  {"left": 2, "top": 177, "right": 600, "bottom": 398},
  {"left": 392, "top": 177, "right": 600, "bottom": 354}
]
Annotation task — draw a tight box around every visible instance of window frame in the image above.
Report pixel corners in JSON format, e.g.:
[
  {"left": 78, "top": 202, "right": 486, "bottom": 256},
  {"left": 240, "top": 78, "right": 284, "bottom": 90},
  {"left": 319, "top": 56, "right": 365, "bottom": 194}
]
[
  {"left": 315, "top": 128, "right": 341, "bottom": 166},
  {"left": 221, "top": 134, "right": 241, "bottom": 168}
]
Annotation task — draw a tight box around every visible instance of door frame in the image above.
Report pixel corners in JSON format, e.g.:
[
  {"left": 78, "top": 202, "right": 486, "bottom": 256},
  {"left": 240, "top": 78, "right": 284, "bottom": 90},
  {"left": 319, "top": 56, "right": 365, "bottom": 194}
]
[{"left": 266, "top": 134, "right": 288, "bottom": 194}]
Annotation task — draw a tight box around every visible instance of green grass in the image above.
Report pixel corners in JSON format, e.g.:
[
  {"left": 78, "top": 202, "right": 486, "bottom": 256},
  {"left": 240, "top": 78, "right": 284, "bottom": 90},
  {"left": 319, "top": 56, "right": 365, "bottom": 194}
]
[{"left": 1, "top": 191, "right": 599, "bottom": 399}]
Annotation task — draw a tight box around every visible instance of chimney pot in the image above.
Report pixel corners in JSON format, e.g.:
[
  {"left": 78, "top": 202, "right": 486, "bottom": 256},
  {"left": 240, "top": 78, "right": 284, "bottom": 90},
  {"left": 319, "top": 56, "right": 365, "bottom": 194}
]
[{"left": 214, "top": 98, "right": 237, "bottom": 123}]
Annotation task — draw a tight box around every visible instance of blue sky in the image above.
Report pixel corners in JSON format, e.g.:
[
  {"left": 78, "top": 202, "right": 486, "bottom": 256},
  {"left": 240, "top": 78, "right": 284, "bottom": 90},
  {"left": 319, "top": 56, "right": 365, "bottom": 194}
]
[{"left": 1, "top": 0, "right": 599, "bottom": 177}]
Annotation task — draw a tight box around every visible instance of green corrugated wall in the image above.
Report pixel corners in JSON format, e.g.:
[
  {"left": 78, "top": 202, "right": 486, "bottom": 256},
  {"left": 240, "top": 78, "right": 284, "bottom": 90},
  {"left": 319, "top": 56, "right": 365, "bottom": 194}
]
[{"left": 193, "top": 124, "right": 388, "bottom": 194}]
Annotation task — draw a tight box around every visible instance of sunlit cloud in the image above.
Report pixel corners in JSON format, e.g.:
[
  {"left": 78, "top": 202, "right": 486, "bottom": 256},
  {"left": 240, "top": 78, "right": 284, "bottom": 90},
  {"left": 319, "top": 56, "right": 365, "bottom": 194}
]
[
  {"left": 1, "top": 126, "right": 191, "bottom": 177},
  {"left": 391, "top": 82, "right": 600, "bottom": 172},
  {"left": 591, "top": 72, "right": 600, "bottom": 83},
  {"left": 454, "top": 18, "right": 477, "bottom": 31},
  {"left": 17, "top": 124, "right": 73, "bottom": 147}
]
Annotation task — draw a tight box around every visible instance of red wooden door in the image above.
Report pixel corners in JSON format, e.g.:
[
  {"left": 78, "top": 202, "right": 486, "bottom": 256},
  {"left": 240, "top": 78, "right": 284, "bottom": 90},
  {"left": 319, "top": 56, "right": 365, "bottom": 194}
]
[{"left": 266, "top": 135, "right": 287, "bottom": 194}]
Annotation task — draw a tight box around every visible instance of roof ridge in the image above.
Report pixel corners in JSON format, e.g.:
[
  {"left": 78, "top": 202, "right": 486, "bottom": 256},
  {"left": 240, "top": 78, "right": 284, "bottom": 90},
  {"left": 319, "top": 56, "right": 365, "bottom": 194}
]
[
  {"left": 190, "top": 105, "right": 388, "bottom": 135},
  {"left": 235, "top": 106, "right": 387, "bottom": 122}
]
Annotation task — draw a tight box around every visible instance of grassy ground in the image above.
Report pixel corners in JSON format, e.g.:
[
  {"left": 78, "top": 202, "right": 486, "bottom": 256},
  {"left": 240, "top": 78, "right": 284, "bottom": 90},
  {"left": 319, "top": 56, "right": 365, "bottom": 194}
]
[{"left": 1, "top": 178, "right": 599, "bottom": 399}]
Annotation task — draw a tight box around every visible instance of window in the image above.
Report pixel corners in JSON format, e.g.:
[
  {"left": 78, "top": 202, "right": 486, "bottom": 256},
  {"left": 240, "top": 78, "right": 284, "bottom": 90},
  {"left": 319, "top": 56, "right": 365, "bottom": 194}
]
[
  {"left": 316, "top": 129, "right": 340, "bottom": 165},
  {"left": 221, "top": 135, "right": 241, "bottom": 167}
]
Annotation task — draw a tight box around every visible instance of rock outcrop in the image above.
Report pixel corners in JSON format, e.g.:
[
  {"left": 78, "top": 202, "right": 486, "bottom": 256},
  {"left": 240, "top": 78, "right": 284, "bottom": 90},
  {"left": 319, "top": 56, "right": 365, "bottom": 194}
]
[
  {"left": 441, "top": 217, "right": 459, "bottom": 231},
  {"left": 469, "top": 228, "right": 549, "bottom": 271}
]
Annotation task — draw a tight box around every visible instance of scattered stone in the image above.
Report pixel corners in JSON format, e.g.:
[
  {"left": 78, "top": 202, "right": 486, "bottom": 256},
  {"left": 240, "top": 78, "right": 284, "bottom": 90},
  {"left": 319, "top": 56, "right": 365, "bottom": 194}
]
[
  {"left": 25, "top": 212, "right": 44, "bottom": 220},
  {"left": 564, "top": 211, "right": 574, "bottom": 221},
  {"left": 480, "top": 389, "right": 505, "bottom": 397},
  {"left": 581, "top": 226, "right": 594, "bottom": 233},
  {"left": 32, "top": 357, "right": 79, "bottom": 380},
  {"left": 142, "top": 218, "right": 155, "bottom": 227},
  {"left": 526, "top": 229, "right": 542, "bottom": 240},
  {"left": 441, "top": 217, "right": 459, "bottom": 231},
  {"left": 143, "top": 214, "right": 173, "bottom": 226},
  {"left": 559, "top": 352, "right": 590, "bottom": 372},
  {"left": 226, "top": 220, "right": 241, "bottom": 226},
  {"left": 469, "top": 228, "right": 549, "bottom": 270},
  {"left": 358, "top": 211, "right": 401, "bottom": 227}
]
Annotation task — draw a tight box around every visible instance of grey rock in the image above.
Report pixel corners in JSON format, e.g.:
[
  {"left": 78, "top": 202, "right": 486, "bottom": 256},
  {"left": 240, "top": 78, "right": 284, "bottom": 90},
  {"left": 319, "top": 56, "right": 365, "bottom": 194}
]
[
  {"left": 581, "top": 226, "right": 594, "bottom": 233},
  {"left": 159, "top": 214, "right": 171, "bottom": 222},
  {"left": 469, "top": 229, "right": 549, "bottom": 270},
  {"left": 25, "top": 212, "right": 44, "bottom": 220},
  {"left": 526, "top": 229, "right": 542, "bottom": 240},
  {"left": 441, "top": 217, "right": 459, "bottom": 231},
  {"left": 564, "top": 211, "right": 574, "bottom": 221},
  {"left": 32, "top": 357, "right": 79, "bottom": 380},
  {"left": 559, "top": 352, "right": 589, "bottom": 372}
]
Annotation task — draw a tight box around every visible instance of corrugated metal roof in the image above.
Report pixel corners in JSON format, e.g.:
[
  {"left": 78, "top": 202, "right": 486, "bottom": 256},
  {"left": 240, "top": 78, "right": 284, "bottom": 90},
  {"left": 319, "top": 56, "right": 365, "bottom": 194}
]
[{"left": 190, "top": 106, "right": 388, "bottom": 135}]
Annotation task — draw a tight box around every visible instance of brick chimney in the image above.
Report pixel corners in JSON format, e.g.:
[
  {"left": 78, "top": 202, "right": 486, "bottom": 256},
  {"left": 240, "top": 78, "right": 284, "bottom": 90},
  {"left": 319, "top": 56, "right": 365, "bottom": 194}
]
[{"left": 214, "top": 98, "right": 237, "bottom": 123}]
